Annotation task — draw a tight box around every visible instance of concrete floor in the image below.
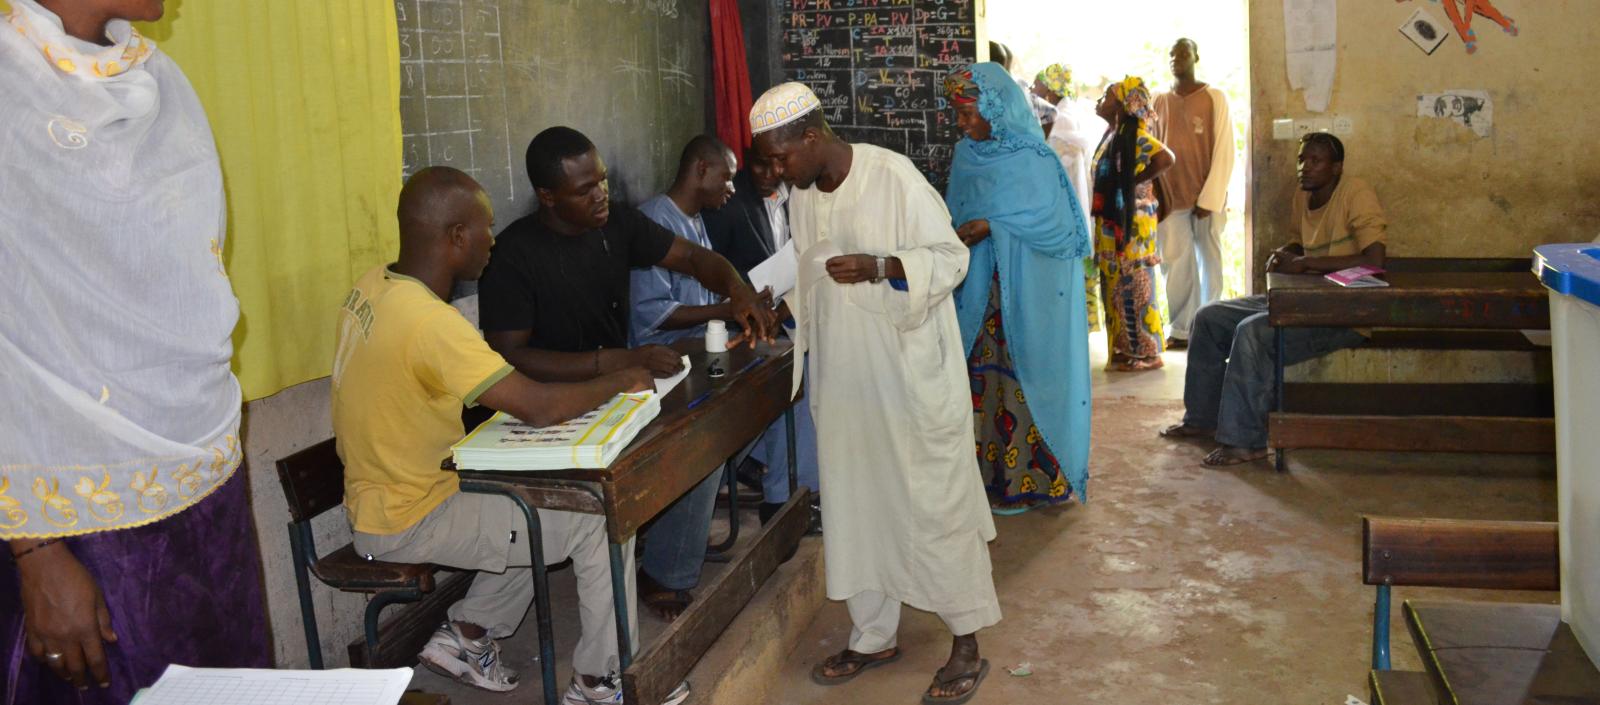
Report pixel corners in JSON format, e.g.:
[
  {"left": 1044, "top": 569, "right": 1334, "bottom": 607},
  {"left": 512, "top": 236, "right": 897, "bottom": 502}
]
[
  {"left": 768, "top": 334, "right": 1557, "bottom": 705},
  {"left": 415, "top": 334, "right": 1557, "bottom": 704}
]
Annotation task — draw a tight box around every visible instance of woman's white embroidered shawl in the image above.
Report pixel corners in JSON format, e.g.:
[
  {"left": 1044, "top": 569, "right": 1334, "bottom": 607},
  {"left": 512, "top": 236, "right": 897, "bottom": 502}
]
[{"left": 0, "top": 0, "right": 242, "bottom": 539}]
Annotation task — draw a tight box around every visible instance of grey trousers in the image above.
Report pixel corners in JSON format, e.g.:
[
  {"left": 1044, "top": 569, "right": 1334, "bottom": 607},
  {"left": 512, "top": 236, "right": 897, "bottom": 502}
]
[
  {"left": 353, "top": 491, "right": 638, "bottom": 677},
  {"left": 1181, "top": 295, "right": 1366, "bottom": 449}
]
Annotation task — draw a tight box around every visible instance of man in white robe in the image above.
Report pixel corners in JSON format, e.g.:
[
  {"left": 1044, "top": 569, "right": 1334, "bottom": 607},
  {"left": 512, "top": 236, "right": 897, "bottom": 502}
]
[{"left": 750, "top": 83, "right": 1000, "bottom": 704}]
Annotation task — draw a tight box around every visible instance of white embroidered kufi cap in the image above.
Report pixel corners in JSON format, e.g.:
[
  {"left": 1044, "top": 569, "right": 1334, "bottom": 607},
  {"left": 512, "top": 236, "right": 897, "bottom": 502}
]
[{"left": 750, "top": 82, "right": 820, "bottom": 135}]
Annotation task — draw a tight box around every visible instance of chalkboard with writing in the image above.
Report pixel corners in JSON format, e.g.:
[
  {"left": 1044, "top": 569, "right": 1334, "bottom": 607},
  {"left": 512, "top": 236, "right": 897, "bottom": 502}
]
[
  {"left": 780, "top": 0, "right": 977, "bottom": 191},
  {"left": 395, "top": 0, "right": 708, "bottom": 216}
]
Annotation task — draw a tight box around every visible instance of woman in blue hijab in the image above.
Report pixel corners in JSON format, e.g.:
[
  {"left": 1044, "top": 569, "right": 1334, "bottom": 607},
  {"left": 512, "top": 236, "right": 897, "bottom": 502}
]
[{"left": 944, "top": 62, "right": 1092, "bottom": 515}]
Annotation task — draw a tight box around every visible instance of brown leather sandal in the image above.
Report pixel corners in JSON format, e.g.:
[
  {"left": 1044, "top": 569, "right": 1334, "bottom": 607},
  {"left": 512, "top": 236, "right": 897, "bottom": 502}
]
[{"left": 810, "top": 648, "right": 902, "bottom": 685}]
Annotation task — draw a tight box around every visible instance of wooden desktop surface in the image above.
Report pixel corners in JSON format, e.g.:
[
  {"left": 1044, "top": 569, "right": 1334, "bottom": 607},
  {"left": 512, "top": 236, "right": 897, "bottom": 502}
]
[{"left": 1267, "top": 270, "right": 1549, "bottom": 329}]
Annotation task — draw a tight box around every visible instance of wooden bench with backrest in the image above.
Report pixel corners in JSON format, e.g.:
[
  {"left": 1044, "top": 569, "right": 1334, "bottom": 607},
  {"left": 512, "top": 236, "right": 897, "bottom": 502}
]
[
  {"left": 275, "top": 438, "right": 471, "bottom": 668},
  {"left": 1361, "top": 516, "right": 1561, "bottom": 704}
]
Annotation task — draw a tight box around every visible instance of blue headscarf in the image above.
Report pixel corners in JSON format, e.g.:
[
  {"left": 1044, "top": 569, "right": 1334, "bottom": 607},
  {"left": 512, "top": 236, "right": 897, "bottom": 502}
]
[{"left": 946, "top": 62, "right": 1093, "bottom": 502}]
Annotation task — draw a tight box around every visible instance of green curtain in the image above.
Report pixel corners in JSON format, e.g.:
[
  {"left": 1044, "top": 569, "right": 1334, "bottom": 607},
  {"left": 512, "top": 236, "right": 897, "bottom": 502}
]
[{"left": 135, "top": 1, "right": 404, "bottom": 400}]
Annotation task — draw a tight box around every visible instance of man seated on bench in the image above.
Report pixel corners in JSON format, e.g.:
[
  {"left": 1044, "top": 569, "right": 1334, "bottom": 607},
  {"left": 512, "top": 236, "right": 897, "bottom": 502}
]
[
  {"left": 1161, "top": 133, "right": 1387, "bottom": 466},
  {"left": 331, "top": 167, "right": 690, "bottom": 704}
]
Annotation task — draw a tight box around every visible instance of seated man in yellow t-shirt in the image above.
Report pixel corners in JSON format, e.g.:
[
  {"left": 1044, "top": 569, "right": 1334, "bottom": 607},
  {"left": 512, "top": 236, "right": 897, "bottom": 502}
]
[
  {"left": 1161, "top": 133, "right": 1387, "bottom": 466},
  {"left": 331, "top": 167, "right": 689, "bottom": 704}
]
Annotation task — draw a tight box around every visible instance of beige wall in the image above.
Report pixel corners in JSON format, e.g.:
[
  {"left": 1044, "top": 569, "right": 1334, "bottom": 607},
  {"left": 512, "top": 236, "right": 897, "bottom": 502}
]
[
  {"left": 242, "top": 378, "right": 368, "bottom": 668},
  {"left": 1249, "top": 0, "right": 1600, "bottom": 271}
]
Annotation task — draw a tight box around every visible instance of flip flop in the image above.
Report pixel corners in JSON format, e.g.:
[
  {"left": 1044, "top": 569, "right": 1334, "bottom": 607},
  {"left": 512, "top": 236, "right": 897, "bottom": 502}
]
[
  {"left": 1202, "top": 447, "right": 1270, "bottom": 467},
  {"left": 922, "top": 659, "right": 990, "bottom": 705},
  {"left": 1159, "top": 423, "right": 1213, "bottom": 439},
  {"left": 638, "top": 569, "right": 694, "bottom": 621},
  {"left": 810, "top": 648, "right": 902, "bottom": 685},
  {"left": 991, "top": 503, "right": 1040, "bottom": 517}
]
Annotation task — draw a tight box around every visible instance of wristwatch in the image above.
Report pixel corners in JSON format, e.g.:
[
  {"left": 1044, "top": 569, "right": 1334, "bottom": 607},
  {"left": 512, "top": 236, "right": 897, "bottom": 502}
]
[{"left": 874, "top": 256, "right": 886, "bottom": 282}]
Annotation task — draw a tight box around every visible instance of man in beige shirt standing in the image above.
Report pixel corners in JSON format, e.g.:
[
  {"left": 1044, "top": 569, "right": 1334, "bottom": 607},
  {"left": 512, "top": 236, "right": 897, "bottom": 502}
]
[{"left": 1154, "top": 38, "right": 1235, "bottom": 348}]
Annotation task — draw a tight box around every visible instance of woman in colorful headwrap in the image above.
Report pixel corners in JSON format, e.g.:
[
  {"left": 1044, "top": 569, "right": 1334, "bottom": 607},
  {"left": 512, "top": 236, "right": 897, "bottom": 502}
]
[
  {"left": 1091, "top": 76, "right": 1174, "bottom": 371},
  {"left": 0, "top": 0, "right": 270, "bottom": 701},
  {"left": 943, "top": 63, "right": 1093, "bottom": 516}
]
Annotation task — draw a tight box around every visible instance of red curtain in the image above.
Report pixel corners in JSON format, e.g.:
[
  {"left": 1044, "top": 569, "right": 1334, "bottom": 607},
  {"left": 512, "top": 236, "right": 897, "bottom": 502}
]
[{"left": 709, "top": 0, "right": 753, "bottom": 165}]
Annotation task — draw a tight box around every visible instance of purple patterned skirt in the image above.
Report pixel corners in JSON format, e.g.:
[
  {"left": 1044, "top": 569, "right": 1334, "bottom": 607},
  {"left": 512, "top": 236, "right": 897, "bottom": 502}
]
[{"left": 1, "top": 470, "right": 270, "bottom": 704}]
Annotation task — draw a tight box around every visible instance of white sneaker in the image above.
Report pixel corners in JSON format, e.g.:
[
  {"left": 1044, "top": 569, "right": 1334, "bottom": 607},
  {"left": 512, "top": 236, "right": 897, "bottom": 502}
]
[
  {"left": 417, "top": 621, "right": 519, "bottom": 692},
  {"left": 564, "top": 674, "right": 690, "bottom": 705}
]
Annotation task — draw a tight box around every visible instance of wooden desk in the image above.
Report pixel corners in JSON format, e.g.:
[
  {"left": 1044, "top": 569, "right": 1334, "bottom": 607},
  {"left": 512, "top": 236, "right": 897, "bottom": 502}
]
[
  {"left": 1266, "top": 271, "right": 1548, "bottom": 330},
  {"left": 456, "top": 340, "right": 808, "bottom": 705},
  {"left": 1265, "top": 261, "right": 1553, "bottom": 470},
  {"left": 1404, "top": 600, "right": 1600, "bottom": 705}
]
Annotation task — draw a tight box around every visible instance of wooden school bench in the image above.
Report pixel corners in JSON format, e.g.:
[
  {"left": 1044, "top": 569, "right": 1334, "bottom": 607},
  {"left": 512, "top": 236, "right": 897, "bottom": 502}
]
[
  {"left": 1267, "top": 257, "right": 1553, "bottom": 471},
  {"left": 1358, "top": 516, "right": 1600, "bottom": 705}
]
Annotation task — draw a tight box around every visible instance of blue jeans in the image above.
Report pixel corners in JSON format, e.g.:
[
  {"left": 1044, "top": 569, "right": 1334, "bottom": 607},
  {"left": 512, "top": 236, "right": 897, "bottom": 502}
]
[
  {"left": 640, "top": 469, "right": 722, "bottom": 590},
  {"left": 1182, "top": 295, "right": 1366, "bottom": 449},
  {"left": 755, "top": 377, "right": 819, "bottom": 503}
]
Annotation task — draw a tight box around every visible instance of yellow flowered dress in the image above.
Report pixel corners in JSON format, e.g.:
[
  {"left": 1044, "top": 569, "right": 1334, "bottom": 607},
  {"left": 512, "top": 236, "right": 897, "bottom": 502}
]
[{"left": 1092, "top": 124, "right": 1166, "bottom": 365}]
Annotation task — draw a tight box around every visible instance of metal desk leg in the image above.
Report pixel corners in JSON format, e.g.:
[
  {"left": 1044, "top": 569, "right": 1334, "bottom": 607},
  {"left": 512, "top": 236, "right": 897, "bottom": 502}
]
[
  {"left": 1274, "top": 326, "right": 1287, "bottom": 473},
  {"left": 1372, "top": 583, "right": 1391, "bottom": 670},
  {"left": 609, "top": 540, "right": 633, "bottom": 672},
  {"left": 706, "top": 461, "right": 740, "bottom": 560},
  {"left": 785, "top": 408, "right": 798, "bottom": 495},
  {"left": 461, "top": 485, "right": 557, "bottom": 705}
]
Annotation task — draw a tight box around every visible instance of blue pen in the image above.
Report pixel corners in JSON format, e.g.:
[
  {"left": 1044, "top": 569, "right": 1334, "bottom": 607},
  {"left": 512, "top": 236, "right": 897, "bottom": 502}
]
[
  {"left": 686, "top": 390, "right": 714, "bottom": 410},
  {"left": 733, "top": 355, "right": 767, "bottom": 377}
]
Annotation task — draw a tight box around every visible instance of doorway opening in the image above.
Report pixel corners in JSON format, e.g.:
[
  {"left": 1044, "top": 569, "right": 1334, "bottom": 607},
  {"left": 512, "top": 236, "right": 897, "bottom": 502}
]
[{"left": 985, "top": 0, "right": 1253, "bottom": 299}]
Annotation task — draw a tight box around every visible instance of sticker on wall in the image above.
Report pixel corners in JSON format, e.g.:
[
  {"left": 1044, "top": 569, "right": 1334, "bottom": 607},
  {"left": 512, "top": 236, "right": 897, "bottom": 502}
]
[
  {"left": 1417, "top": 90, "right": 1492, "bottom": 137},
  {"left": 1396, "top": 0, "right": 1519, "bottom": 55},
  {"left": 1399, "top": 7, "right": 1449, "bottom": 54}
]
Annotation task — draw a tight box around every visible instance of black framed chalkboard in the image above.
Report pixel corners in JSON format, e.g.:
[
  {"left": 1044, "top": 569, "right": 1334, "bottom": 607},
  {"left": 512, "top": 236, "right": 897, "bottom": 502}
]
[
  {"left": 395, "top": 0, "right": 710, "bottom": 217},
  {"left": 780, "top": 0, "right": 978, "bottom": 191}
]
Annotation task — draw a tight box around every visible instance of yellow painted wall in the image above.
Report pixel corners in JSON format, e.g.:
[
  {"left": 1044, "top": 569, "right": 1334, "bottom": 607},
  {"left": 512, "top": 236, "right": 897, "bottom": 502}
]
[{"left": 1249, "top": 0, "right": 1599, "bottom": 272}]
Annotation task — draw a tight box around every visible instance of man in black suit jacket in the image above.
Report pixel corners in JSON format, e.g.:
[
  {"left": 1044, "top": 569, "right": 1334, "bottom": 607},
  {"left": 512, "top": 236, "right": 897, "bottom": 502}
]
[
  {"left": 701, "top": 150, "right": 820, "bottom": 529},
  {"left": 703, "top": 149, "right": 787, "bottom": 281}
]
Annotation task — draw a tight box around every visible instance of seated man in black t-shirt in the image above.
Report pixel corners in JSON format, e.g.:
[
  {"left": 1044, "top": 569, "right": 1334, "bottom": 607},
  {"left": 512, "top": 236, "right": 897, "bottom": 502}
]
[{"left": 478, "top": 126, "right": 775, "bottom": 626}]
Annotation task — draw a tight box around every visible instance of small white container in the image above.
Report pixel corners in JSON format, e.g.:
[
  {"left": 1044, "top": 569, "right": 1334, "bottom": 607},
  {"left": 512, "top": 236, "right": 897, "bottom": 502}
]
[{"left": 705, "top": 320, "right": 729, "bottom": 353}]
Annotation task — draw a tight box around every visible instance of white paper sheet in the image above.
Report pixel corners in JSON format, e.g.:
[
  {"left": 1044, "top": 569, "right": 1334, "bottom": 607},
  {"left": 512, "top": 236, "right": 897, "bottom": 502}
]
[
  {"left": 750, "top": 240, "right": 798, "bottom": 301},
  {"left": 653, "top": 355, "right": 692, "bottom": 396},
  {"left": 136, "top": 665, "right": 412, "bottom": 705},
  {"left": 1399, "top": 7, "right": 1449, "bottom": 54},
  {"left": 1417, "top": 89, "right": 1493, "bottom": 137},
  {"left": 1284, "top": 0, "right": 1338, "bottom": 112}
]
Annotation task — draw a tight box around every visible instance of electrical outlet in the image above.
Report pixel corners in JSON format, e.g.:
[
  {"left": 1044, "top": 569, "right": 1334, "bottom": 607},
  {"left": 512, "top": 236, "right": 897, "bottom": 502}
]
[
  {"left": 1333, "top": 116, "right": 1354, "bottom": 135},
  {"left": 1313, "top": 118, "right": 1333, "bottom": 133},
  {"left": 1272, "top": 118, "right": 1295, "bottom": 140},
  {"left": 1294, "top": 119, "right": 1315, "bottom": 137}
]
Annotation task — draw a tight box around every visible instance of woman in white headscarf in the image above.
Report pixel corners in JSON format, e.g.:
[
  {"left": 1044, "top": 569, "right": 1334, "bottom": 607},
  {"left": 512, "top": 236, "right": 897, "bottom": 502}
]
[
  {"left": 1032, "top": 64, "right": 1106, "bottom": 332},
  {"left": 0, "top": 1, "right": 269, "bottom": 701}
]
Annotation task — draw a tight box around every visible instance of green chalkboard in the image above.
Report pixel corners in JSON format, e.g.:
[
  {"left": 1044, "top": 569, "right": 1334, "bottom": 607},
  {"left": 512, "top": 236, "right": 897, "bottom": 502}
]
[{"left": 396, "top": 0, "right": 709, "bottom": 217}]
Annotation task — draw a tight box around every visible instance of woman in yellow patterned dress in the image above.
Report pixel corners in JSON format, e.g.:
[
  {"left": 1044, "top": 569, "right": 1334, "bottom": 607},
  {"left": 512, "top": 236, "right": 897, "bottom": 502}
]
[{"left": 1091, "top": 76, "right": 1174, "bottom": 370}]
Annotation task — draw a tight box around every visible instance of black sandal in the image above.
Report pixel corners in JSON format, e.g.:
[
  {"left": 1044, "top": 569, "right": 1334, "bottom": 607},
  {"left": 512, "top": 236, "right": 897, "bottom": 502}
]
[
  {"left": 921, "top": 659, "right": 990, "bottom": 705},
  {"left": 809, "top": 648, "right": 902, "bottom": 685}
]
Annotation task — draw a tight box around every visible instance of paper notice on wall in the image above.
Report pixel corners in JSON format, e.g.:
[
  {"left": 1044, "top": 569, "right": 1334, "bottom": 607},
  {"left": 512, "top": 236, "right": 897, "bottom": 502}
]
[
  {"left": 1417, "top": 90, "right": 1493, "bottom": 137},
  {"left": 1284, "top": 0, "right": 1337, "bottom": 112}
]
